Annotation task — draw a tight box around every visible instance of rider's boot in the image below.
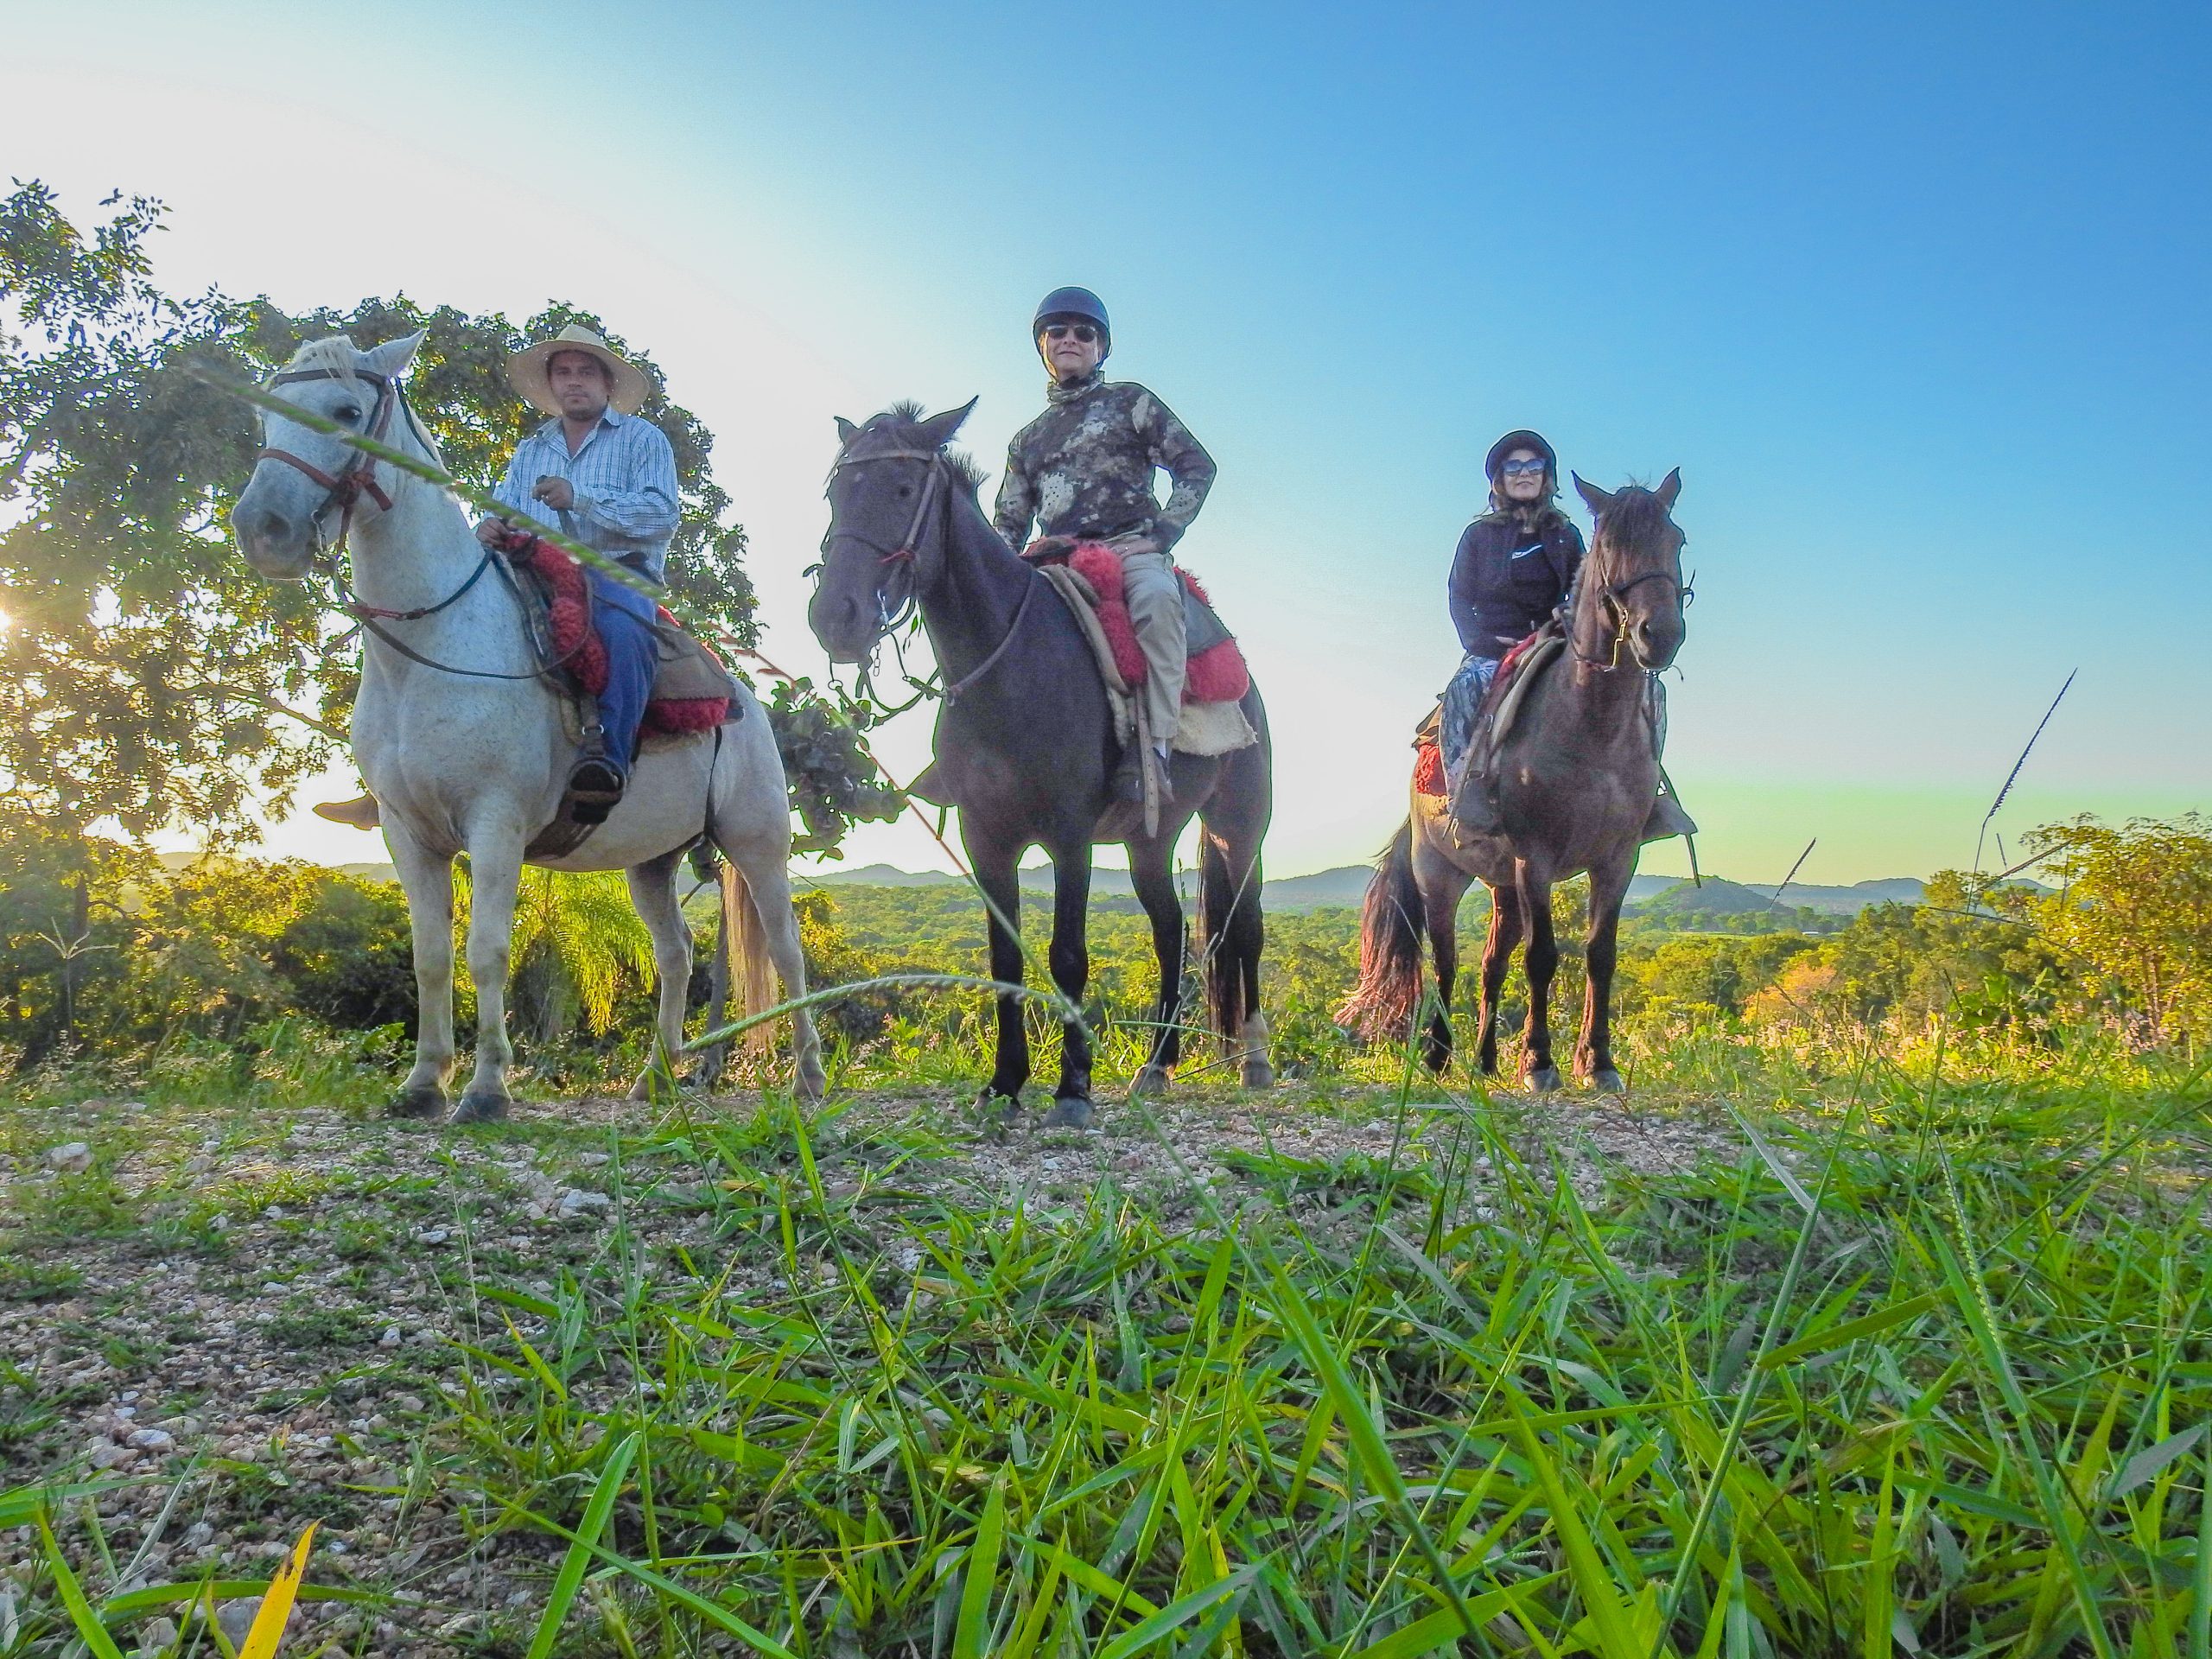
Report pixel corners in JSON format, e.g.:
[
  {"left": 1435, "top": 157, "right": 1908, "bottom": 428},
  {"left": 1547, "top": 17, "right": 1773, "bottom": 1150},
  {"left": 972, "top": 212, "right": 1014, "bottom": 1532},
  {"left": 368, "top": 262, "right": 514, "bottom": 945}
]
[
  {"left": 567, "top": 758, "right": 627, "bottom": 825},
  {"left": 315, "top": 793, "right": 382, "bottom": 830},
  {"left": 1636, "top": 677, "right": 1695, "bottom": 841},
  {"left": 1641, "top": 785, "right": 1698, "bottom": 841}
]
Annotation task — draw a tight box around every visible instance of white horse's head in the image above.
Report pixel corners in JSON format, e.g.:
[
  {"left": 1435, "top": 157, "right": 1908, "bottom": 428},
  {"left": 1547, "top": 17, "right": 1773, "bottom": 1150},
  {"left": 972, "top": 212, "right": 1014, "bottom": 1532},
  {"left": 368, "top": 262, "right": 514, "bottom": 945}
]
[{"left": 232, "top": 330, "right": 426, "bottom": 578}]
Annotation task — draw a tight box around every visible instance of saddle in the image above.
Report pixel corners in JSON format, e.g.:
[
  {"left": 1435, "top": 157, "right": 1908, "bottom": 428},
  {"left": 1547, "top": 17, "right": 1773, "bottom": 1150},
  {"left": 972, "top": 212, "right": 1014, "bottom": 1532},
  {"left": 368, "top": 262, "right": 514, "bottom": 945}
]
[
  {"left": 499, "top": 531, "right": 738, "bottom": 742},
  {"left": 493, "top": 531, "right": 741, "bottom": 856},
  {"left": 1411, "top": 622, "right": 1561, "bottom": 799},
  {"left": 1023, "top": 540, "right": 1258, "bottom": 759}
]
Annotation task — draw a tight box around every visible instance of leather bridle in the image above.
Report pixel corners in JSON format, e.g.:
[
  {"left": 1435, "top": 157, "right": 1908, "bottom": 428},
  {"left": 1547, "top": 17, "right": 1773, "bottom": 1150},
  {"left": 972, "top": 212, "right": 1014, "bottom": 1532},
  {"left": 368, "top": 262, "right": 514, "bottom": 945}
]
[
  {"left": 257, "top": 367, "right": 398, "bottom": 549},
  {"left": 253, "top": 367, "right": 562, "bottom": 681},
  {"left": 823, "top": 445, "right": 947, "bottom": 636},
  {"left": 818, "top": 442, "right": 1034, "bottom": 702},
  {"left": 1574, "top": 559, "right": 1693, "bottom": 673}
]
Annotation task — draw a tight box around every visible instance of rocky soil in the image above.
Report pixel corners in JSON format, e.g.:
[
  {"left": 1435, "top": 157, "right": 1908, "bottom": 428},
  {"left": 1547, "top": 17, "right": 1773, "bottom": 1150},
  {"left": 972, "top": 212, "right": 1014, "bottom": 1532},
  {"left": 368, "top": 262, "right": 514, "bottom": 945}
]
[{"left": 0, "top": 1077, "right": 1737, "bottom": 1656}]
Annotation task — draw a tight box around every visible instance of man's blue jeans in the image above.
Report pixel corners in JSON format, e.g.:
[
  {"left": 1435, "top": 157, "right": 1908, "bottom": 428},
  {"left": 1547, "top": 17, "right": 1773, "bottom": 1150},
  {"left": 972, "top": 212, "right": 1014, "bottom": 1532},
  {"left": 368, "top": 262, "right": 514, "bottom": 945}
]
[{"left": 589, "top": 572, "right": 657, "bottom": 773}]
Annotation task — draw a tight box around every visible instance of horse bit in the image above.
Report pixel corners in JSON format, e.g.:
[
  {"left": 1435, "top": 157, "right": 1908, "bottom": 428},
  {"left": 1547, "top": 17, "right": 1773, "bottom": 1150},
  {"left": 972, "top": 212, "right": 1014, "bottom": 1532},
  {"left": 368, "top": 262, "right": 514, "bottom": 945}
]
[{"left": 1574, "top": 564, "right": 1694, "bottom": 672}]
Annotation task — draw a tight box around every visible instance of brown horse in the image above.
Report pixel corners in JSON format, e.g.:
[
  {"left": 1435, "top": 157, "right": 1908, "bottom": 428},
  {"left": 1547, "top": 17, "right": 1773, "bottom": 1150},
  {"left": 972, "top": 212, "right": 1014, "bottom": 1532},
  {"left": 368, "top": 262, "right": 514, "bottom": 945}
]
[{"left": 1341, "top": 473, "right": 1689, "bottom": 1090}]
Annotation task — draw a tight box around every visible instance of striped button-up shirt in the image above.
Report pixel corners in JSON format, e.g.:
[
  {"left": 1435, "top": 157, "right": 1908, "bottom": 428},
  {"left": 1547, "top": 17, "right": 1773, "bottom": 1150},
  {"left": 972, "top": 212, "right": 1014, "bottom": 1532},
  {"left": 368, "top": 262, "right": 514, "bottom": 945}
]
[{"left": 490, "top": 410, "right": 681, "bottom": 584}]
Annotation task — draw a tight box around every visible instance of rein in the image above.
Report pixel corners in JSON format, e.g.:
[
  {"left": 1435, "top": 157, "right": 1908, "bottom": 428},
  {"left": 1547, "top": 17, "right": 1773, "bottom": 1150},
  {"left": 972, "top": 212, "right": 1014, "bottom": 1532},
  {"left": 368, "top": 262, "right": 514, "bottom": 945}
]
[
  {"left": 257, "top": 371, "right": 582, "bottom": 684},
  {"left": 823, "top": 443, "right": 1040, "bottom": 702}
]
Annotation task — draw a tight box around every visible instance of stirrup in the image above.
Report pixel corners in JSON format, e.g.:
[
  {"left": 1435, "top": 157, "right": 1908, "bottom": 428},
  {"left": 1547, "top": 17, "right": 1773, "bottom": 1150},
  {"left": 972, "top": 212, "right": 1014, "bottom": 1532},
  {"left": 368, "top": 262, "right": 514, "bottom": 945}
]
[
  {"left": 567, "top": 759, "right": 626, "bottom": 825},
  {"left": 1111, "top": 749, "right": 1145, "bottom": 804},
  {"left": 1640, "top": 791, "right": 1699, "bottom": 842},
  {"left": 314, "top": 793, "right": 382, "bottom": 831}
]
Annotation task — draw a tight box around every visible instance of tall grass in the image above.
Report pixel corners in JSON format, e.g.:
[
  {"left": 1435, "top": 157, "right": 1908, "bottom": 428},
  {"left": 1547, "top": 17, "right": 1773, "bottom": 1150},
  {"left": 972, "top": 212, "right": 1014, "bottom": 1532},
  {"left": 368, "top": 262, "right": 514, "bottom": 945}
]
[{"left": 371, "top": 1046, "right": 2212, "bottom": 1656}]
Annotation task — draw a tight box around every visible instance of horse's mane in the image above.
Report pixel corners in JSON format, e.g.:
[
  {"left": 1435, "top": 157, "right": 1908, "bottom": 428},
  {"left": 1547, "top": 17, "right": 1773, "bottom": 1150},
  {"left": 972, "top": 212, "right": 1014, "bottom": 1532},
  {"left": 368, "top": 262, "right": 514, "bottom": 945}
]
[
  {"left": 277, "top": 334, "right": 365, "bottom": 384},
  {"left": 855, "top": 403, "right": 986, "bottom": 491},
  {"left": 1590, "top": 486, "right": 1672, "bottom": 566}
]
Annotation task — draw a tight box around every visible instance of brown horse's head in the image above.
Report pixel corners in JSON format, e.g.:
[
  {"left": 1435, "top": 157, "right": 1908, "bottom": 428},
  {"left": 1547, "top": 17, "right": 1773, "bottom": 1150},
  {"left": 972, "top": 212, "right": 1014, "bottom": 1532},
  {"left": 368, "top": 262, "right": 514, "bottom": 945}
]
[
  {"left": 810, "top": 400, "right": 978, "bottom": 663},
  {"left": 1572, "top": 470, "right": 1688, "bottom": 671}
]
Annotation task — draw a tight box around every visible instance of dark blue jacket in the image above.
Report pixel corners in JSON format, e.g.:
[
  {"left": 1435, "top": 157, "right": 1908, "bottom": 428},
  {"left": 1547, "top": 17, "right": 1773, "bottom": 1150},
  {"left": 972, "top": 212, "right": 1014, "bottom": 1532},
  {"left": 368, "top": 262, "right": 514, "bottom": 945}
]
[{"left": 1447, "top": 507, "right": 1584, "bottom": 657}]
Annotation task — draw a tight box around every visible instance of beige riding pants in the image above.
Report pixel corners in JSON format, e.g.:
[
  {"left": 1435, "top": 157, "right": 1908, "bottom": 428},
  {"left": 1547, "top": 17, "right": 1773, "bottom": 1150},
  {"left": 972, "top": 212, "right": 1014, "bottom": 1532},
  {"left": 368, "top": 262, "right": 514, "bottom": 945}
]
[{"left": 1119, "top": 547, "right": 1185, "bottom": 748}]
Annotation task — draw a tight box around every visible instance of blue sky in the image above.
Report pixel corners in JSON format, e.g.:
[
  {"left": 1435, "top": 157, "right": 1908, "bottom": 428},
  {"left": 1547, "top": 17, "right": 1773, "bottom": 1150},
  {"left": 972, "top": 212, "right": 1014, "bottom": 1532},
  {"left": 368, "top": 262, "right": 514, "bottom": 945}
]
[{"left": 5, "top": 2, "right": 2207, "bottom": 884}]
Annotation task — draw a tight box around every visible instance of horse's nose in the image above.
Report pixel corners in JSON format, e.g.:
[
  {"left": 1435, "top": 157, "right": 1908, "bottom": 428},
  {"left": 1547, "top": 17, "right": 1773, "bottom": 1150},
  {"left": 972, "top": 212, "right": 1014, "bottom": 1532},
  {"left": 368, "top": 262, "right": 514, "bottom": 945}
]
[{"left": 239, "top": 504, "right": 294, "bottom": 553}]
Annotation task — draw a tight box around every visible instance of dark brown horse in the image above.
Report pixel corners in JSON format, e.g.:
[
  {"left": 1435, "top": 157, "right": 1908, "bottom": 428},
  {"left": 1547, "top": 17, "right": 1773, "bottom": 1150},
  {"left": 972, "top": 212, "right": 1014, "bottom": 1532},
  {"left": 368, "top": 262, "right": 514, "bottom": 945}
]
[
  {"left": 1341, "top": 474, "right": 1688, "bottom": 1090},
  {"left": 808, "top": 404, "right": 1273, "bottom": 1128}
]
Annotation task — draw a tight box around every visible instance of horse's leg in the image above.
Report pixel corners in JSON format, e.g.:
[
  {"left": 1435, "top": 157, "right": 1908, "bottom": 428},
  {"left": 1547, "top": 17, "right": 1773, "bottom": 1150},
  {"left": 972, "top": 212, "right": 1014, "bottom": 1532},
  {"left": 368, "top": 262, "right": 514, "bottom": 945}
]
[
  {"left": 1128, "top": 835, "right": 1184, "bottom": 1098},
  {"left": 1475, "top": 883, "right": 1523, "bottom": 1077},
  {"left": 1201, "top": 823, "right": 1274, "bottom": 1090},
  {"left": 452, "top": 829, "right": 526, "bottom": 1122},
  {"left": 623, "top": 850, "right": 692, "bottom": 1103},
  {"left": 384, "top": 823, "right": 457, "bottom": 1119},
  {"left": 1040, "top": 843, "right": 1095, "bottom": 1129},
  {"left": 968, "top": 836, "right": 1030, "bottom": 1113},
  {"left": 1575, "top": 852, "right": 1635, "bottom": 1093},
  {"left": 1516, "top": 864, "right": 1563, "bottom": 1093},
  {"left": 1420, "top": 864, "right": 1469, "bottom": 1075}
]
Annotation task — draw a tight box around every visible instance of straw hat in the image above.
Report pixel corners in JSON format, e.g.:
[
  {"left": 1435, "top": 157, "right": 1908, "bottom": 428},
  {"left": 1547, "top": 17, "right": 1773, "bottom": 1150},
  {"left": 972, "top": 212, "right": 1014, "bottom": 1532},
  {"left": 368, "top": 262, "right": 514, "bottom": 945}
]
[{"left": 507, "top": 324, "right": 652, "bottom": 417}]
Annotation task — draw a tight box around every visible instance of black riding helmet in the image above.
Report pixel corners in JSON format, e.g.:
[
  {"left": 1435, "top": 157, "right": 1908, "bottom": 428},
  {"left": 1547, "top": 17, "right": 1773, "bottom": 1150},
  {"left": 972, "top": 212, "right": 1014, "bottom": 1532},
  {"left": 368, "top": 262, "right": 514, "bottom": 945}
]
[
  {"left": 1484, "top": 429, "right": 1558, "bottom": 483},
  {"left": 1033, "top": 285, "right": 1110, "bottom": 361}
]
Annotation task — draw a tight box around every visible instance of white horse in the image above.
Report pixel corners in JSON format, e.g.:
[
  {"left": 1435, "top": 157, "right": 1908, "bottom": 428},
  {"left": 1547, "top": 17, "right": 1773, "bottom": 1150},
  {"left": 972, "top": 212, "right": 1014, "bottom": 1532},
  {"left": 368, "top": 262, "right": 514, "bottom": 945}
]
[{"left": 231, "top": 331, "right": 824, "bottom": 1120}]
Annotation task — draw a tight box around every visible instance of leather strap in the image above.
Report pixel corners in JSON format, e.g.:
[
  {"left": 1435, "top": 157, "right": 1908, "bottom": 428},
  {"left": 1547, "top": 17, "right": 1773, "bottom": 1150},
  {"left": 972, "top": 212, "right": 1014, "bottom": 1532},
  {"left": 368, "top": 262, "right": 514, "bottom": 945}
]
[{"left": 944, "top": 577, "right": 1036, "bottom": 702}]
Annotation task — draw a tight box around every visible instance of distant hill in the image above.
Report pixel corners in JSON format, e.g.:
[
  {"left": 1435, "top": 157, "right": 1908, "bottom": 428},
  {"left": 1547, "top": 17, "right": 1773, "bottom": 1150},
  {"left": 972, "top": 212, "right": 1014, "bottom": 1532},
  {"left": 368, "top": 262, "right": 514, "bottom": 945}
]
[
  {"left": 279, "top": 855, "right": 1930, "bottom": 920},
  {"left": 1628, "top": 875, "right": 1925, "bottom": 925}
]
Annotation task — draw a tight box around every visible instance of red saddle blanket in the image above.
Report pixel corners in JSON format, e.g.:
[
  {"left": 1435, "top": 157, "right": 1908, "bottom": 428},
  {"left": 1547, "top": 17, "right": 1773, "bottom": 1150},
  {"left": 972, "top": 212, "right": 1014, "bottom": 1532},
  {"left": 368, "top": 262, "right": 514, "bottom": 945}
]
[
  {"left": 1059, "top": 543, "right": 1250, "bottom": 703},
  {"left": 1414, "top": 739, "right": 1446, "bottom": 797},
  {"left": 509, "top": 535, "right": 732, "bottom": 735}
]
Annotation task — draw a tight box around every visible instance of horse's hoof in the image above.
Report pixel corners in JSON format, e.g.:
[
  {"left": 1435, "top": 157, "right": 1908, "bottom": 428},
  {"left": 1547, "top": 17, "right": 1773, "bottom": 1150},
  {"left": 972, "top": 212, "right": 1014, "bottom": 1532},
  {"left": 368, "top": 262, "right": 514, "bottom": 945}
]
[
  {"left": 1526, "top": 1066, "right": 1563, "bottom": 1094},
  {"left": 387, "top": 1085, "right": 446, "bottom": 1121},
  {"left": 795, "top": 1064, "right": 828, "bottom": 1106},
  {"left": 1042, "top": 1096, "right": 1094, "bottom": 1130},
  {"left": 1130, "top": 1064, "right": 1172, "bottom": 1099},
  {"left": 976, "top": 1086, "right": 1022, "bottom": 1119},
  {"left": 1240, "top": 1059, "right": 1275, "bottom": 1090},
  {"left": 449, "top": 1091, "right": 510, "bottom": 1125},
  {"left": 1588, "top": 1067, "right": 1624, "bottom": 1095}
]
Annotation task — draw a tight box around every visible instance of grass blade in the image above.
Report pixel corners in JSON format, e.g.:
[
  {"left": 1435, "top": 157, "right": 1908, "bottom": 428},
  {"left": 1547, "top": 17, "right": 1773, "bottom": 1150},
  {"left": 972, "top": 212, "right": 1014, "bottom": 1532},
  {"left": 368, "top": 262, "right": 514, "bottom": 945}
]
[
  {"left": 952, "top": 1472, "right": 1007, "bottom": 1659},
  {"left": 236, "top": 1522, "right": 317, "bottom": 1659},
  {"left": 527, "top": 1428, "right": 640, "bottom": 1659},
  {"left": 1093, "top": 1564, "right": 1255, "bottom": 1659},
  {"left": 35, "top": 1511, "right": 125, "bottom": 1659}
]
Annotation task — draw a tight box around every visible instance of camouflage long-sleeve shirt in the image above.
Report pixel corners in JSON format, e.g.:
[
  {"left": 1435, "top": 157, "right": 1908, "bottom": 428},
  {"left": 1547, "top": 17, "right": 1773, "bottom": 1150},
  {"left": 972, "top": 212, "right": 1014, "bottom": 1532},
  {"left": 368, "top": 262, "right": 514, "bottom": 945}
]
[{"left": 991, "top": 373, "right": 1216, "bottom": 553}]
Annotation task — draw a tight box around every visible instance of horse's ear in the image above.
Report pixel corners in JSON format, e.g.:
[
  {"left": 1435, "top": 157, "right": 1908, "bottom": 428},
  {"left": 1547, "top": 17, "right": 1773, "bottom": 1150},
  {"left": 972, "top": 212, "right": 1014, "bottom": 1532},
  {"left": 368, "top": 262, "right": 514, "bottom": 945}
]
[
  {"left": 916, "top": 397, "right": 980, "bottom": 450},
  {"left": 360, "top": 329, "right": 426, "bottom": 381},
  {"left": 1655, "top": 467, "right": 1682, "bottom": 509},
  {"left": 1573, "top": 473, "right": 1614, "bottom": 516},
  {"left": 835, "top": 416, "right": 861, "bottom": 448}
]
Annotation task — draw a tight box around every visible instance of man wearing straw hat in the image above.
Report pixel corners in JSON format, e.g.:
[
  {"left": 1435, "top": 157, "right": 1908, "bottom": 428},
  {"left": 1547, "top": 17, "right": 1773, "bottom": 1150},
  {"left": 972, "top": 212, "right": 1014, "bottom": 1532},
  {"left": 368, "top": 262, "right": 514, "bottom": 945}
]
[{"left": 315, "top": 322, "right": 679, "bottom": 829}]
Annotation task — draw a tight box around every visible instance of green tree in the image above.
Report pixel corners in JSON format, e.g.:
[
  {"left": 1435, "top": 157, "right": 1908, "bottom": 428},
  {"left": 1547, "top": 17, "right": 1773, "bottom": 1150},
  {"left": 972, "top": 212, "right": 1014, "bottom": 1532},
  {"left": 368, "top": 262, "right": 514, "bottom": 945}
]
[
  {"left": 0, "top": 180, "right": 893, "bottom": 855},
  {"left": 464, "top": 867, "right": 659, "bottom": 1045},
  {"left": 2028, "top": 815, "right": 2212, "bottom": 1049}
]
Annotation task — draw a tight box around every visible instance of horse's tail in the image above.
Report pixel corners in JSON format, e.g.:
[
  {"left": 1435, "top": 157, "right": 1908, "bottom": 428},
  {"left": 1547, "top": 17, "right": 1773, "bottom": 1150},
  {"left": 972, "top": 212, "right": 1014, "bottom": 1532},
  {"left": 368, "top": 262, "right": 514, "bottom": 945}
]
[
  {"left": 1338, "top": 819, "right": 1426, "bottom": 1041},
  {"left": 722, "top": 856, "right": 778, "bottom": 1053},
  {"left": 1198, "top": 830, "right": 1262, "bottom": 1042}
]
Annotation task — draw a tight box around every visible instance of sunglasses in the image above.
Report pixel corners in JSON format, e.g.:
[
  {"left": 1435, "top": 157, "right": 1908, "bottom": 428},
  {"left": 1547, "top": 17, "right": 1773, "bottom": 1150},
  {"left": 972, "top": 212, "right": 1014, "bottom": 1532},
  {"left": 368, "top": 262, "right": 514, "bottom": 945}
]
[
  {"left": 1042, "top": 322, "right": 1101, "bottom": 343},
  {"left": 1500, "top": 457, "right": 1548, "bottom": 478}
]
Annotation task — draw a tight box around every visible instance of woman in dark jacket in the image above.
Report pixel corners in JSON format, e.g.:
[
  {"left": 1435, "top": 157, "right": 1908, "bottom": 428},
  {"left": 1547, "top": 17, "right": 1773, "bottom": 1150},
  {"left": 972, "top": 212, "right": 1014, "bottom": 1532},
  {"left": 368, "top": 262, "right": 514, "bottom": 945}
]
[{"left": 1440, "top": 429, "right": 1584, "bottom": 768}]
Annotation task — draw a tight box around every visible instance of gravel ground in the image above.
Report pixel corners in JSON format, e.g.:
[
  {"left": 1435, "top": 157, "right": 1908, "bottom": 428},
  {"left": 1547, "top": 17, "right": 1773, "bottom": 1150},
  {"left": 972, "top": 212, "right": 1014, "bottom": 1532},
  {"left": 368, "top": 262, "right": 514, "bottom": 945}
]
[{"left": 0, "top": 1077, "right": 1740, "bottom": 1655}]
